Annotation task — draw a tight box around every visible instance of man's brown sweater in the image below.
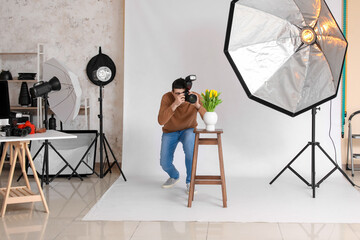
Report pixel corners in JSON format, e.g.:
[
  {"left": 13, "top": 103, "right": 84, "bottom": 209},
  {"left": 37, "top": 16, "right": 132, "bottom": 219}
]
[{"left": 158, "top": 92, "right": 206, "bottom": 133}]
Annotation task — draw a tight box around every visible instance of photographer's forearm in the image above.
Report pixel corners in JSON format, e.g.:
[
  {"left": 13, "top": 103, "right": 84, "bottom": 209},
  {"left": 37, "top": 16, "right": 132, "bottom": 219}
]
[
  {"left": 158, "top": 106, "right": 175, "bottom": 125},
  {"left": 195, "top": 93, "right": 207, "bottom": 119},
  {"left": 198, "top": 106, "right": 206, "bottom": 119},
  {"left": 171, "top": 102, "right": 180, "bottom": 112}
]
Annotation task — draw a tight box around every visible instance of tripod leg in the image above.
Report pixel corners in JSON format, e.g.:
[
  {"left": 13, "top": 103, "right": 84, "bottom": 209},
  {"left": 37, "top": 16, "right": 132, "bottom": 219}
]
[
  {"left": 102, "top": 136, "right": 112, "bottom": 174},
  {"left": 45, "top": 141, "right": 50, "bottom": 185},
  {"left": 68, "top": 137, "right": 99, "bottom": 180},
  {"left": 316, "top": 144, "right": 355, "bottom": 186},
  {"left": 41, "top": 145, "right": 47, "bottom": 188},
  {"left": 104, "top": 135, "right": 127, "bottom": 181},
  {"left": 270, "top": 143, "right": 310, "bottom": 185},
  {"left": 32, "top": 143, "right": 45, "bottom": 162},
  {"left": 48, "top": 143, "right": 83, "bottom": 181}
]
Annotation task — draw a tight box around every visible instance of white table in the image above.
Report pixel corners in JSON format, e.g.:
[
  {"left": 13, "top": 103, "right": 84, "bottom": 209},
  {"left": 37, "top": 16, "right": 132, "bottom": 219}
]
[{"left": 0, "top": 130, "right": 76, "bottom": 217}]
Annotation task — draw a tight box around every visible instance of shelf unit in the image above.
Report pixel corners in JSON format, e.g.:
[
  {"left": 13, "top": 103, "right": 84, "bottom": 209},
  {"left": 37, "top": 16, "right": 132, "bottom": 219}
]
[
  {"left": 1, "top": 45, "right": 90, "bottom": 130},
  {"left": 0, "top": 44, "right": 44, "bottom": 127}
]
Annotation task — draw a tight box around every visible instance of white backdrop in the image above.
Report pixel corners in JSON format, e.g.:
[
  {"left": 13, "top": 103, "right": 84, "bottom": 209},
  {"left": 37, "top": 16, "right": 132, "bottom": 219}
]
[{"left": 123, "top": 0, "right": 343, "bottom": 180}]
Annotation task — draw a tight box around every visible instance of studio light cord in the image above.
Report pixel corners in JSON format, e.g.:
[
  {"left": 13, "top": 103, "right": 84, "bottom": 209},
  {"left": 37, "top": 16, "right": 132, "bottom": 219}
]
[{"left": 329, "top": 101, "right": 360, "bottom": 188}]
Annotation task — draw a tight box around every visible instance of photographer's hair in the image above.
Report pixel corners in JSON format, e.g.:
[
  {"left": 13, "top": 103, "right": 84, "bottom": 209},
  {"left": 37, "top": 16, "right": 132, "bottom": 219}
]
[{"left": 172, "top": 78, "right": 186, "bottom": 91}]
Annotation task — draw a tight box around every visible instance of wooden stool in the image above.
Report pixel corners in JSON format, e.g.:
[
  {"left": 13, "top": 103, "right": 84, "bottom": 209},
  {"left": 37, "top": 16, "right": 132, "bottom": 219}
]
[
  {"left": 0, "top": 141, "right": 49, "bottom": 217},
  {"left": 187, "top": 128, "right": 227, "bottom": 207}
]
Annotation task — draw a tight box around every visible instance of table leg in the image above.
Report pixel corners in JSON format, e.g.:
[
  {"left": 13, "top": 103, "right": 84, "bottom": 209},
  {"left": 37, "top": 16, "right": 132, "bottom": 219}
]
[
  {"left": 25, "top": 144, "right": 49, "bottom": 213},
  {"left": 1, "top": 146, "right": 19, "bottom": 217},
  {"left": 10, "top": 143, "right": 14, "bottom": 166},
  {"left": 19, "top": 143, "right": 31, "bottom": 190},
  {"left": 0, "top": 142, "right": 9, "bottom": 175}
]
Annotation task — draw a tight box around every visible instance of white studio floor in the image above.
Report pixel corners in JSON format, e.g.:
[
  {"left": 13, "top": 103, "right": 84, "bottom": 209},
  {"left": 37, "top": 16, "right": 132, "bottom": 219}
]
[{"left": 83, "top": 171, "right": 360, "bottom": 223}]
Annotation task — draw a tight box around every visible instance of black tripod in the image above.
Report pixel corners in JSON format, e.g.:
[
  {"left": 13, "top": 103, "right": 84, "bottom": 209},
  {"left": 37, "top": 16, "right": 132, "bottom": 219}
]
[
  {"left": 270, "top": 107, "right": 354, "bottom": 198},
  {"left": 70, "top": 85, "right": 126, "bottom": 180},
  {"left": 32, "top": 94, "right": 83, "bottom": 187}
]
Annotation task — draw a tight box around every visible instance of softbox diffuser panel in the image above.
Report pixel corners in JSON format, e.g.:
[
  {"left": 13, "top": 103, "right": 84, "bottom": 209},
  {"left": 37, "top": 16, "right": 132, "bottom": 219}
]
[{"left": 224, "top": 0, "right": 347, "bottom": 117}]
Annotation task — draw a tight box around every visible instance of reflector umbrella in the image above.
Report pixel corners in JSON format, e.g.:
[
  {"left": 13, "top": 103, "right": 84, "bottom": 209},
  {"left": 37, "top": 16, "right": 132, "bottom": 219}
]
[
  {"left": 224, "top": 0, "right": 347, "bottom": 117},
  {"left": 44, "top": 58, "right": 82, "bottom": 123}
]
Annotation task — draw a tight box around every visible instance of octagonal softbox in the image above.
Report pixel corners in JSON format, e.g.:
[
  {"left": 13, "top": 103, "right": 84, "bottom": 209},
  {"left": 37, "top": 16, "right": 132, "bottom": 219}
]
[{"left": 224, "top": 0, "right": 347, "bottom": 117}]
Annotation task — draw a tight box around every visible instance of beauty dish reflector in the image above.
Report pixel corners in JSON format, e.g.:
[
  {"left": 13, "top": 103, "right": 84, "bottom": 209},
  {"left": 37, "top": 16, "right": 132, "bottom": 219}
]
[
  {"left": 224, "top": 0, "right": 347, "bottom": 117},
  {"left": 86, "top": 47, "right": 116, "bottom": 86}
]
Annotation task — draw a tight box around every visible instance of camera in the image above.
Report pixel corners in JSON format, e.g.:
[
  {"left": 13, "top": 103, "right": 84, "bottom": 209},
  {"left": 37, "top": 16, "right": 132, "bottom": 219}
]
[
  {"left": 1, "top": 120, "right": 34, "bottom": 137},
  {"left": 1, "top": 125, "right": 31, "bottom": 137},
  {"left": 184, "top": 75, "right": 197, "bottom": 104}
]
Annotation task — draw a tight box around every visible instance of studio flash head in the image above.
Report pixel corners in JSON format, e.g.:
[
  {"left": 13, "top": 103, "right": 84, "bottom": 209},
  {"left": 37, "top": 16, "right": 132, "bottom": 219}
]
[
  {"left": 30, "top": 77, "right": 61, "bottom": 98},
  {"left": 184, "top": 75, "right": 197, "bottom": 104}
]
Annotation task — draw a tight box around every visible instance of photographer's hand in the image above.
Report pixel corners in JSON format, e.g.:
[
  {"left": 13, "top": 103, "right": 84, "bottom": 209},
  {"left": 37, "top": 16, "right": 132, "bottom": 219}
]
[
  {"left": 190, "top": 91, "right": 201, "bottom": 110},
  {"left": 171, "top": 92, "right": 185, "bottom": 111}
]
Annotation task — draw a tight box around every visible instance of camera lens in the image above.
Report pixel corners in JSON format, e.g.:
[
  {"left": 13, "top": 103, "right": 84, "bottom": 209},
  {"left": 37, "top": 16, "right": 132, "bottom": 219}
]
[{"left": 188, "top": 94, "right": 197, "bottom": 104}]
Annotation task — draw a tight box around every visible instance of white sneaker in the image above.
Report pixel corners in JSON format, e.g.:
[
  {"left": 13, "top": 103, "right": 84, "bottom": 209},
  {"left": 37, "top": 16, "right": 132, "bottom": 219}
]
[
  {"left": 186, "top": 183, "right": 197, "bottom": 194},
  {"left": 162, "top": 178, "right": 180, "bottom": 188}
]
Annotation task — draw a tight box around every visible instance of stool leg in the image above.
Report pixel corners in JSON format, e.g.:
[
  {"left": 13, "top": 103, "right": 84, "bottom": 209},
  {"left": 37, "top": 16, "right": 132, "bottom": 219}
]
[
  {"left": 0, "top": 142, "right": 9, "bottom": 175},
  {"left": 217, "top": 133, "right": 227, "bottom": 207},
  {"left": 192, "top": 135, "right": 200, "bottom": 202},
  {"left": 188, "top": 133, "right": 199, "bottom": 207}
]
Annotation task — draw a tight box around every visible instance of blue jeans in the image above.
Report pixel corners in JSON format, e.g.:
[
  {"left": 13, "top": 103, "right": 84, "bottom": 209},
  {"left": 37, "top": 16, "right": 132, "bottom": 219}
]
[{"left": 160, "top": 128, "right": 195, "bottom": 184}]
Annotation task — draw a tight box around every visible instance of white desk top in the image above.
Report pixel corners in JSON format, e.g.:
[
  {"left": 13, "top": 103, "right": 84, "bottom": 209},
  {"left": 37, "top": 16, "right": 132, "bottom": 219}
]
[{"left": 0, "top": 130, "right": 77, "bottom": 143}]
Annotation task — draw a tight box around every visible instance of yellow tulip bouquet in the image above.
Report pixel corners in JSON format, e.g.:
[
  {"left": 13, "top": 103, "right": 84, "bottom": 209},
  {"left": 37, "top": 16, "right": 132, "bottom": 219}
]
[{"left": 201, "top": 89, "right": 222, "bottom": 112}]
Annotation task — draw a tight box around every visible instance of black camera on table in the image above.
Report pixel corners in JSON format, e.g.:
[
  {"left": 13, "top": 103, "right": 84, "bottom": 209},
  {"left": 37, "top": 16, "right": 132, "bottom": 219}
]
[
  {"left": 184, "top": 75, "right": 197, "bottom": 104},
  {"left": 1, "top": 125, "right": 31, "bottom": 137}
]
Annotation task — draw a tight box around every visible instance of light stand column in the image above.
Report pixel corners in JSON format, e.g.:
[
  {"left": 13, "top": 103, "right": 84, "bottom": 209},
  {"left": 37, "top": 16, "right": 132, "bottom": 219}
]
[
  {"left": 35, "top": 94, "right": 82, "bottom": 187},
  {"left": 43, "top": 94, "right": 50, "bottom": 186},
  {"left": 99, "top": 85, "right": 104, "bottom": 178},
  {"left": 311, "top": 107, "right": 317, "bottom": 198},
  {"left": 97, "top": 85, "right": 126, "bottom": 180}
]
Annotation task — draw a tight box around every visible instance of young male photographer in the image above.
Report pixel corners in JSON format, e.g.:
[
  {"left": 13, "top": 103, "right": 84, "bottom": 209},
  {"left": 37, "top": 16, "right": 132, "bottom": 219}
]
[{"left": 158, "top": 78, "right": 206, "bottom": 193}]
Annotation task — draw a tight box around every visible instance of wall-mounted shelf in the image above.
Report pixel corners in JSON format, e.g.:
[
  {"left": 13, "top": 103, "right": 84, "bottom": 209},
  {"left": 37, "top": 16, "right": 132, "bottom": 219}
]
[
  {"left": 2, "top": 79, "right": 37, "bottom": 83},
  {"left": 10, "top": 106, "right": 38, "bottom": 111},
  {"left": 0, "top": 52, "right": 37, "bottom": 55}
]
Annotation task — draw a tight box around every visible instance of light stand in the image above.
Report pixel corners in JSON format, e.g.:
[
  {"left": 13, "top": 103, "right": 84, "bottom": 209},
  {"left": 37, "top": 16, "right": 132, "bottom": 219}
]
[
  {"left": 270, "top": 107, "right": 355, "bottom": 198},
  {"left": 69, "top": 85, "right": 127, "bottom": 180},
  {"left": 85, "top": 47, "right": 127, "bottom": 180},
  {"left": 97, "top": 85, "right": 126, "bottom": 179},
  {"left": 31, "top": 94, "right": 83, "bottom": 187}
]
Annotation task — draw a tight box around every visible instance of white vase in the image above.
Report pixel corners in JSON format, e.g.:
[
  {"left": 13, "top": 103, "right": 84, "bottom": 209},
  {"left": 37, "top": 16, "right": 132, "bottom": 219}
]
[{"left": 203, "top": 112, "right": 218, "bottom": 131}]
